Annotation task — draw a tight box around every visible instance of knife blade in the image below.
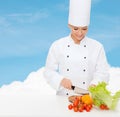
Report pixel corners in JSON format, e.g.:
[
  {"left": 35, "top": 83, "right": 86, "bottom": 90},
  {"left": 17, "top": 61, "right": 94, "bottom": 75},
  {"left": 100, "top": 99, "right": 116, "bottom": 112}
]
[{"left": 71, "top": 85, "right": 89, "bottom": 95}]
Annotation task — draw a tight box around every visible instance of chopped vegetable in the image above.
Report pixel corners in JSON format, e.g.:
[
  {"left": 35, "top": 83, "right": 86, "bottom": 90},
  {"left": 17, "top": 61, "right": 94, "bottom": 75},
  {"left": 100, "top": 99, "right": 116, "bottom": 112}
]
[{"left": 89, "top": 81, "right": 120, "bottom": 110}]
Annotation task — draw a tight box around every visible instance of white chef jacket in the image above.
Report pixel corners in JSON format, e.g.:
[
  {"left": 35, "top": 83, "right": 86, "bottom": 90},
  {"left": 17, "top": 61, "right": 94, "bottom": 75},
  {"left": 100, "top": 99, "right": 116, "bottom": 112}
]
[{"left": 44, "top": 35, "right": 110, "bottom": 96}]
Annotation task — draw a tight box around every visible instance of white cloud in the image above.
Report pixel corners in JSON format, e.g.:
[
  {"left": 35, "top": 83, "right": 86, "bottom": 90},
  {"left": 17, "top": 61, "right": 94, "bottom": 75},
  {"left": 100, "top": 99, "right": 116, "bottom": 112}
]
[
  {"left": 6, "top": 11, "right": 49, "bottom": 23},
  {"left": 0, "top": 67, "right": 120, "bottom": 94},
  {"left": 0, "top": 10, "right": 49, "bottom": 29},
  {"left": 0, "top": 67, "right": 56, "bottom": 95},
  {"left": 107, "top": 67, "right": 120, "bottom": 93},
  {"left": 7, "top": 13, "right": 32, "bottom": 17}
]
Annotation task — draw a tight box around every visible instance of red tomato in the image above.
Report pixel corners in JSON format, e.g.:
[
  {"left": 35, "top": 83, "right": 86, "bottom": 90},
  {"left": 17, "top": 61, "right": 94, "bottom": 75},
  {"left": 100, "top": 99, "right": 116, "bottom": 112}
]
[
  {"left": 73, "top": 107, "right": 78, "bottom": 112},
  {"left": 68, "top": 104, "right": 73, "bottom": 110},
  {"left": 104, "top": 105, "right": 109, "bottom": 110},
  {"left": 100, "top": 104, "right": 106, "bottom": 110},
  {"left": 87, "top": 104, "right": 93, "bottom": 110},
  {"left": 77, "top": 96, "right": 82, "bottom": 102},
  {"left": 83, "top": 103, "right": 87, "bottom": 109},
  {"left": 85, "top": 106, "right": 91, "bottom": 112},
  {"left": 78, "top": 106, "right": 84, "bottom": 112},
  {"left": 73, "top": 99, "right": 79, "bottom": 107}
]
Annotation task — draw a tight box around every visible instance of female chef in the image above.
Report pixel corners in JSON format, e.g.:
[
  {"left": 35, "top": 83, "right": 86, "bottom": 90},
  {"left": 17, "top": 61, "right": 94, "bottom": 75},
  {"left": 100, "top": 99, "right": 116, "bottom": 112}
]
[{"left": 44, "top": 0, "right": 110, "bottom": 95}]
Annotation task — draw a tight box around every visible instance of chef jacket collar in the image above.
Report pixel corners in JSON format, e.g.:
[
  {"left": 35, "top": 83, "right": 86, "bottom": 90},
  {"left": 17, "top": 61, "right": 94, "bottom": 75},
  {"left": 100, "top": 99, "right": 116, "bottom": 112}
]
[{"left": 68, "top": 34, "right": 87, "bottom": 45}]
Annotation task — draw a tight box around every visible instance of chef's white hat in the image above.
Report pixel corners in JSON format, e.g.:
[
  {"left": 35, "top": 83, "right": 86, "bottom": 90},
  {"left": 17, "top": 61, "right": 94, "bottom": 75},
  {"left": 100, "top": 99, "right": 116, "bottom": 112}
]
[{"left": 68, "top": 0, "right": 91, "bottom": 27}]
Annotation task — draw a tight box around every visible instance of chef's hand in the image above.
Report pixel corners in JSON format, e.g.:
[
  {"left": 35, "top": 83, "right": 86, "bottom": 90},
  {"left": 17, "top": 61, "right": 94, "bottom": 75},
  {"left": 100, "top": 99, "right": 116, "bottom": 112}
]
[
  {"left": 89, "top": 84, "right": 96, "bottom": 87},
  {"left": 60, "top": 78, "right": 72, "bottom": 90}
]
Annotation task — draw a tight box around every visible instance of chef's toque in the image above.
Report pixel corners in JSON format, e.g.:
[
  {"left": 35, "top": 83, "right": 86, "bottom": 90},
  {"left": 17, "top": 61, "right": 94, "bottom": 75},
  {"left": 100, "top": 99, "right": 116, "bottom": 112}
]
[{"left": 68, "top": 0, "right": 91, "bottom": 27}]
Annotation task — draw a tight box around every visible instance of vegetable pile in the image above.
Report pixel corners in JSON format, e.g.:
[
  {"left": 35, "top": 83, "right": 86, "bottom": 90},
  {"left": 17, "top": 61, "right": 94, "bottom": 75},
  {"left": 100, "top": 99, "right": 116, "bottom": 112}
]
[
  {"left": 68, "top": 94, "right": 93, "bottom": 112},
  {"left": 67, "top": 82, "right": 120, "bottom": 112},
  {"left": 89, "top": 82, "right": 120, "bottom": 110}
]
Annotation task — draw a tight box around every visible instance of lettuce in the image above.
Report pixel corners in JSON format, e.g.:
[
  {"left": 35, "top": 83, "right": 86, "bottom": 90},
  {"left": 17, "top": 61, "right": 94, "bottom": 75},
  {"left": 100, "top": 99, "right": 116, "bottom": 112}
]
[{"left": 89, "top": 82, "right": 120, "bottom": 110}]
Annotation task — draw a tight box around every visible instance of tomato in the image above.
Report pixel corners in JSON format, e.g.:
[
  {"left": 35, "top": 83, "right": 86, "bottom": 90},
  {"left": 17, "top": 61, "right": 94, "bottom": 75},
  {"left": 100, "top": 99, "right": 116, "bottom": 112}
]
[
  {"left": 100, "top": 104, "right": 106, "bottom": 110},
  {"left": 77, "top": 96, "right": 82, "bottom": 102},
  {"left": 68, "top": 104, "right": 73, "bottom": 110},
  {"left": 73, "top": 107, "right": 78, "bottom": 112},
  {"left": 85, "top": 106, "right": 91, "bottom": 112},
  {"left": 83, "top": 103, "right": 87, "bottom": 109},
  {"left": 78, "top": 106, "right": 84, "bottom": 112},
  {"left": 73, "top": 99, "right": 79, "bottom": 107},
  {"left": 87, "top": 104, "right": 93, "bottom": 110},
  {"left": 104, "top": 105, "right": 109, "bottom": 110}
]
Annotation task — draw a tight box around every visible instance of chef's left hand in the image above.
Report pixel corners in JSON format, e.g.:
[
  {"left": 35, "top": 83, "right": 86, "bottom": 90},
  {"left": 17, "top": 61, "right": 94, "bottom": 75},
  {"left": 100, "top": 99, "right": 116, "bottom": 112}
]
[{"left": 89, "top": 84, "right": 96, "bottom": 88}]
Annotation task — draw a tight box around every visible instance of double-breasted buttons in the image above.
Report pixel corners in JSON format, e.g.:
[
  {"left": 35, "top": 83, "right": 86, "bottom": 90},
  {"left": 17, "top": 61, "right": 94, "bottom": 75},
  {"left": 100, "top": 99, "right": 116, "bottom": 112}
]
[
  {"left": 66, "top": 44, "right": 70, "bottom": 72},
  {"left": 66, "top": 42, "right": 88, "bottom": 90}
]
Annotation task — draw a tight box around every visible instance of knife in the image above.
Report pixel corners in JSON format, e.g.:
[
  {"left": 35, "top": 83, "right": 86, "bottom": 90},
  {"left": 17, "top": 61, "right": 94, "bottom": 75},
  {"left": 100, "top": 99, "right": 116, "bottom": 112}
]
[{"left": 71, "top": 85, "right": 89, "bottom": 95}]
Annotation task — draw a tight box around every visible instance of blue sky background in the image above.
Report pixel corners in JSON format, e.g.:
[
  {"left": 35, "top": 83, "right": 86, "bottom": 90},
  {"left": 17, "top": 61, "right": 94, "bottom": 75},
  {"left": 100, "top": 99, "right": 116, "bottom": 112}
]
[{"left": 0, "top": 0, "right": 120, "bottom": 86}]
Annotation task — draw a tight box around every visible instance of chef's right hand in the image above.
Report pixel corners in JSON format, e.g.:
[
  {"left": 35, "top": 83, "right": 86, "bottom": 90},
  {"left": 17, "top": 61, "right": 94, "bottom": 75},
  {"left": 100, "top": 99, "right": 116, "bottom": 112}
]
[{"left": 60, "top": 78, "right": 72, "bottom": 90}]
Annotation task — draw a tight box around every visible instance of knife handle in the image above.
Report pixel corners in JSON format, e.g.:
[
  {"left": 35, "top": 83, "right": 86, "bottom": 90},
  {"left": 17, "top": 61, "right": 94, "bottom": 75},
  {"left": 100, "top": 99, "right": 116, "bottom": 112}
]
[{"left": 71, "top": 85, "right": 75, "bottom": 90}]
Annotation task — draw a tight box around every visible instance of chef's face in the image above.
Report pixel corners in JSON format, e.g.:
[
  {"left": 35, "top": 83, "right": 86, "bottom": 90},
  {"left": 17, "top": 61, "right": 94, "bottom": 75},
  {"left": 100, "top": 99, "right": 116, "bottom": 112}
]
[{"left": 68, "top": 24, "right": 88, "bottom": 44}]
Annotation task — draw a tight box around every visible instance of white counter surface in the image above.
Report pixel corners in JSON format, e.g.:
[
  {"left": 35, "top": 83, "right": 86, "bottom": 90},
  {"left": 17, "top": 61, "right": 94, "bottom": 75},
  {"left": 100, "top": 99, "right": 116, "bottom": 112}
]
[
  {"left": 0, "top": 67, "right": 120, "bottom": 117},
  {"left": 0, "top": 93, "right": 120, "bottom": 117}
]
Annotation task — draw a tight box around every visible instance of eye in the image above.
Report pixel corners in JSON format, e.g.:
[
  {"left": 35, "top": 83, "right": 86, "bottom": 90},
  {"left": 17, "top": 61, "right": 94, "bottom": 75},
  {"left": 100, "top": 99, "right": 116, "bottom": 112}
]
[
  {"left": 82, "top": 27, "right": 88, "bottom": 31},
  {"left": 74, "top": 27, "right": 79, "bottom": 30},
  {"left": 82, "top": 28, "right": 87, "bottom": 31}
]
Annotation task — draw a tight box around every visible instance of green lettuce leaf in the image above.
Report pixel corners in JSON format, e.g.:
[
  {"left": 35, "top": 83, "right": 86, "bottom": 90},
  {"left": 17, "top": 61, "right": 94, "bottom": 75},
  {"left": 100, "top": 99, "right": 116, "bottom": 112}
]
[{"left": 89, "top": 82, "right": 120, "bottom": 110}]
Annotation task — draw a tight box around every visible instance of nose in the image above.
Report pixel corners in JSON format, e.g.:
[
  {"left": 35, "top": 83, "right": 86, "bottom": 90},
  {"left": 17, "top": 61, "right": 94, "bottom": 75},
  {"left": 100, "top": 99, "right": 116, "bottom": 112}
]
[{"left": 77, "top": 28, "right": 82, "bottom": 34}]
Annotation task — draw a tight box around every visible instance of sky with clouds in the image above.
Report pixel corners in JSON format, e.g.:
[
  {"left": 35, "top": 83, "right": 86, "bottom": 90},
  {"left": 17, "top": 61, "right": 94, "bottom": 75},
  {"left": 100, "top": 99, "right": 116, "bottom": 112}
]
[{"left": 0, "top": 0, "right": 120, "bottom": 86}]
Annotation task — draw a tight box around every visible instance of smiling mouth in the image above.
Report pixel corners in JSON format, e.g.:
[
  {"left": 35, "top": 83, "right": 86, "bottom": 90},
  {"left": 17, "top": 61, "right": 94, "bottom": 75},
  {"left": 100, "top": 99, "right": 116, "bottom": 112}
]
[{"left": 77, "top": 35, "right": 84, "bottom": 40}]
